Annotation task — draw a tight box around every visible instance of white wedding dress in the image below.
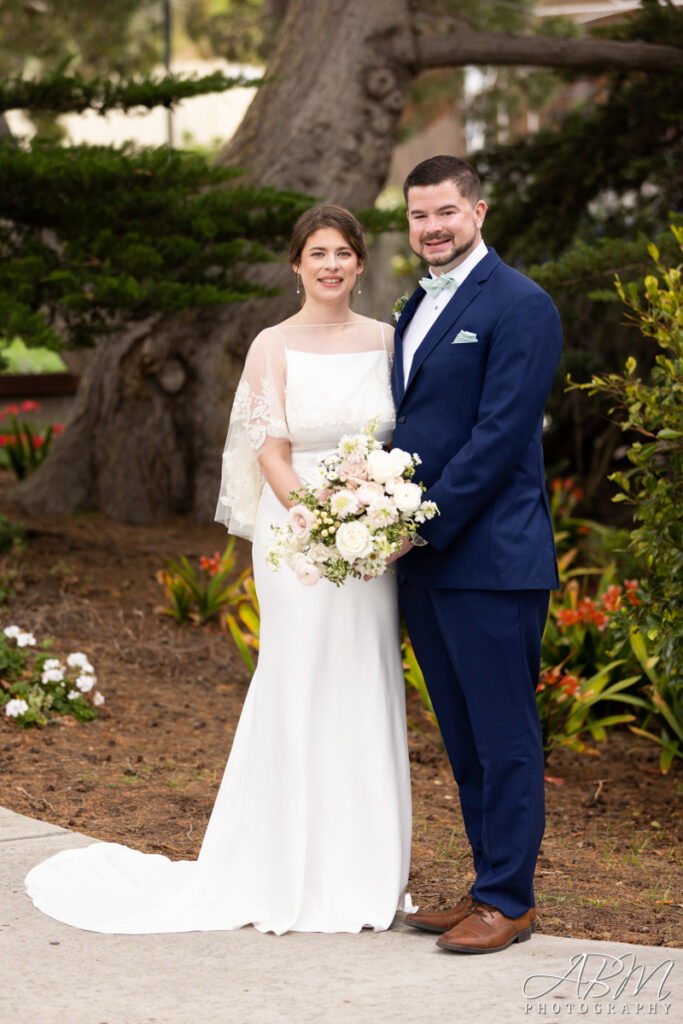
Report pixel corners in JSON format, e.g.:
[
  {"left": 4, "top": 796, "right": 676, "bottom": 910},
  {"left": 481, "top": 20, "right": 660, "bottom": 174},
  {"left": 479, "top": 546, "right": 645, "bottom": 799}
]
[{"left": 25, "top": 319, "right": 412, "bottom": 935}]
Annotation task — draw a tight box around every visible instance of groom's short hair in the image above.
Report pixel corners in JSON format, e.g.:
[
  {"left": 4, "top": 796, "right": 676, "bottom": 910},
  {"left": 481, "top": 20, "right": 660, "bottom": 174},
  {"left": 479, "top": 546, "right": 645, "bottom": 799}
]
[{"left": 403, "top": 156, "right": 481, "bottom": 205}]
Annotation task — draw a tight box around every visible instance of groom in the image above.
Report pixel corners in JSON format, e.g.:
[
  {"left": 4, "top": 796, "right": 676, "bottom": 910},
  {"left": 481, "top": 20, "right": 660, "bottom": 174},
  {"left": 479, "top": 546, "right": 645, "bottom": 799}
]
[{"left": 389, "top": 155, "right": 562, "bottom": 954}]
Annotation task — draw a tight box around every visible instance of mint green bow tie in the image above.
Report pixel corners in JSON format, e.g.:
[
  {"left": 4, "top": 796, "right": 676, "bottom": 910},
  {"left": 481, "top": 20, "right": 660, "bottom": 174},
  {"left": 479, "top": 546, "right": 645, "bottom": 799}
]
[{"left": 419, "top": 274, "right": 459, "bottom": 298}]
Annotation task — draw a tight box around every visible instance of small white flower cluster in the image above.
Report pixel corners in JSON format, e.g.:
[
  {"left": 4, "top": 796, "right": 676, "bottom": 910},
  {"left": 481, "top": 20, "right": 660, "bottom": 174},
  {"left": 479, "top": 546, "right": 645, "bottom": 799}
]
[
  {"left": 266, "top": 421, "right": 438, "bottom": 586},
  {"left": 3, "top": 625, "right": 36, "bottom": 647},
  {"left": 2, "top": 628, "right": 104, "bottom": 723}
]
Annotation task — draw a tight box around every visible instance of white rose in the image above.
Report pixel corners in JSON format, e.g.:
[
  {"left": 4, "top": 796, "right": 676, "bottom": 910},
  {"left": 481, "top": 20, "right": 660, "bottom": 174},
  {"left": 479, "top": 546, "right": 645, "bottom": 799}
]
[
  {"left": 389, "top": 448, "right": 413, "bottom": 475},
  {"left": 383, "top": 475, "right": 404, "bottom": 495},
  {"left": 336, "top": 521, "right": 373, "bottom": 561},
  {"left": 357, "top": 481, "right": 384, "bottom": 505},
  {"left": 5, "top": 698, "right": 29, "bottom": 718},
  {"left": 366, "top": 449, "right": 396, "bottom": 484},
  {"left": 287, "top": 504, "right": 316, "bottom": 541},
  {"left": 393, "top": 481, "right": 423, "bottom": 514}
]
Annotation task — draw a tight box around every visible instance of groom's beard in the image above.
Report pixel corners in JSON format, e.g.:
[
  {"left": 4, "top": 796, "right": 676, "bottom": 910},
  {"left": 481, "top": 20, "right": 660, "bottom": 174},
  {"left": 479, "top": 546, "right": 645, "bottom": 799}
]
[{"left": 412, "top": 226, "right": 478, "bottom": 269}]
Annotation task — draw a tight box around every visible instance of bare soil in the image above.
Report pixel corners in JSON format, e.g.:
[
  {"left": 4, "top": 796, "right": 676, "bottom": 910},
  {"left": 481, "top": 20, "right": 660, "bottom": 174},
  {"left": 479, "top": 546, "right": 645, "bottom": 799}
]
[{"left": 0, "top": 478, "right": 680, "bottom": 947}]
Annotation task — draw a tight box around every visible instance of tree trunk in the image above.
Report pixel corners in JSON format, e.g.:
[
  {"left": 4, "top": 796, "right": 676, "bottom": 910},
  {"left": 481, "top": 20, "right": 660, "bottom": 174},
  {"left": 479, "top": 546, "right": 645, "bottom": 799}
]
[
  {"left": 14, "top": 0, "right": 681, "bottom": 523},
  {"left": 15, "top": 0, "right": 416, "bottom": 523}
]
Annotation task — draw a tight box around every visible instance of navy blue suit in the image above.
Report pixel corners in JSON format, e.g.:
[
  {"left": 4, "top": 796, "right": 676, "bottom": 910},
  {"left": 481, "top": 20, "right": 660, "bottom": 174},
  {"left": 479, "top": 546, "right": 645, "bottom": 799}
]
[{"left": 392, "top": 247, "right": 562, "bottom": 917}]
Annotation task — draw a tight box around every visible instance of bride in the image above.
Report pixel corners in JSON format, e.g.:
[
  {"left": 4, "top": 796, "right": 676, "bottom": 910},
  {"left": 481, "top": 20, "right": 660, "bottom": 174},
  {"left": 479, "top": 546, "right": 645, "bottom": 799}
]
[{"left": 25, "top": 205, "right": 412, "bottom": 935}]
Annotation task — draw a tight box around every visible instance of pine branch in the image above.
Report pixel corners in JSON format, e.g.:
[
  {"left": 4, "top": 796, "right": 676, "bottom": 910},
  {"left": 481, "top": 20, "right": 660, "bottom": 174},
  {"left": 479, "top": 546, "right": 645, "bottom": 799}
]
[{"left": 0, "top": 69, "right": 265, "bottom": 115}]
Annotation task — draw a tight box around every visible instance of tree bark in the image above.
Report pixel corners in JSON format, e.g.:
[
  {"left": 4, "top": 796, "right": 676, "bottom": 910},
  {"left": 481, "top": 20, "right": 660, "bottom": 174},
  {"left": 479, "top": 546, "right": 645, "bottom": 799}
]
[{"left": 14, "top": 0, "right": 682, "bottom": 523}]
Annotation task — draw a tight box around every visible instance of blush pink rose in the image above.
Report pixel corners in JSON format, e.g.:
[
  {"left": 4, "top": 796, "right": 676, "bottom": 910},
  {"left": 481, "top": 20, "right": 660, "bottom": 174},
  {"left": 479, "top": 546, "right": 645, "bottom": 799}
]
[
  {"left": 293, "top": 555, "right": 321, "bottom": 586},
  {"left": 287, "top": 504, "right": 316, "bottom": 540},
  {"left": 339, "top": 458, "right": 368, "bottom": 484}
]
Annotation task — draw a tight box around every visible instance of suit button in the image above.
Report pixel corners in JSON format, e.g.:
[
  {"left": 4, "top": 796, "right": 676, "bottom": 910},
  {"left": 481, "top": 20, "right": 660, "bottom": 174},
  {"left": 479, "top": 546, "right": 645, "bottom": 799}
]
[{"left": 397, "top": 415, "right": 407, "bottom": 424}]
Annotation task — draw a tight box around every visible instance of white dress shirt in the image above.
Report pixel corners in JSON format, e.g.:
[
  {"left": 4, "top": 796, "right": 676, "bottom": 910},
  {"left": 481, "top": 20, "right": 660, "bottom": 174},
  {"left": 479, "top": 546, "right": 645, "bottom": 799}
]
[{"left": 402, "top": 240, "right": 488, "bottom": 388}]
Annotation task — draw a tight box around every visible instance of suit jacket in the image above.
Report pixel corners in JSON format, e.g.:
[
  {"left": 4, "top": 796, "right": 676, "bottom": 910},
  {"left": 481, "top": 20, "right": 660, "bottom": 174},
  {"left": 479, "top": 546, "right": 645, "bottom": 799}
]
[{"left": 391, "top": 247, "right": 562, "bottom": 590}]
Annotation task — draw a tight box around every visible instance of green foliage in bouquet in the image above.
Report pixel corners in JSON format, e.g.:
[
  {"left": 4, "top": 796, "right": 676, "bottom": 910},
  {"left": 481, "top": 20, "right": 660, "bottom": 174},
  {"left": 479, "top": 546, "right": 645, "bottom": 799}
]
[{"left": 568, "top": 226, "right": 683, "bottom": 767}]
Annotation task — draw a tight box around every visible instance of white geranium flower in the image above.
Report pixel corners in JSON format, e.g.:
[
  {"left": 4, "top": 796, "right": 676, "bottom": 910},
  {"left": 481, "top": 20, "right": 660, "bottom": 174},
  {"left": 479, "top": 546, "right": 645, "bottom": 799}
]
[
  {"left": 76, "top": 674, "right": 95, "bottom": 693},
  {"left": 366, "top": 496, "right": 399, "bottom": 528},
  {"left": 5, "top": 698, "right": 29, "bottom": 718},
  {"left": 366, "top": 449, "right": 396, "bottom": 484},
  {"left": 67, "top": 652, "right": 94, "bottom": 673},
  {"left": 336, "top": 521, "right": 373, "bottom": 561},
  {"left": 393, "top": 481, "right": 423, "bottom": 514},
  {"left": 41, "top": 668, "right": 65, "bottom": 685},
  {"left": 93, "top": 692, "right": 105, "bottom": 706},
  {"left": 43, "top": 658, "right": 62, "bottom": 671},
  {"left": 329, "top": 489, "right": 361, "bottom": 519},
  {"left": 3, "top": 625, "right": 21, "bottom": 639},
  {"left": 16, "top": 632, "right": 36, "bottom": 647},
  {"left": 67, "top": 689, "right": 81, "bottom": 701}
]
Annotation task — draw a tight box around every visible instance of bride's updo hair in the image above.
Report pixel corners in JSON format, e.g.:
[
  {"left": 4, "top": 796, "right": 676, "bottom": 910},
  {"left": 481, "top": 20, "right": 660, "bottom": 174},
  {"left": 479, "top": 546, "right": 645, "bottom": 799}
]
[{"left": 289, "top": 204, "right": 368, "bottom": 266}]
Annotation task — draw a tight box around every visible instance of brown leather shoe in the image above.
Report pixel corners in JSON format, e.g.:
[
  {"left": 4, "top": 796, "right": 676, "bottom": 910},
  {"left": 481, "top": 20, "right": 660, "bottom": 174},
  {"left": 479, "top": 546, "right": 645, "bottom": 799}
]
[
  {"left": 437, "top": 903, "right": 537, "bottom": 954},
  {"left": 404, "top": 893, "right": 475, "bottom": 934}
]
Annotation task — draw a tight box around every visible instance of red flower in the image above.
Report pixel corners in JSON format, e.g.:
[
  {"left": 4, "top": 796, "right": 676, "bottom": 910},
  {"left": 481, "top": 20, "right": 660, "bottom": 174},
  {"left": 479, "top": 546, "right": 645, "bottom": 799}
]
[
  {"left": 624, "top": 579, "right": 642, "bottom": 606},
  {"left": 200, "top": 552, "right": 222, "bottom": 576},
  {"left": 572, "top": 487, "right": 584, "bottom": 502},
  {"left": 602, "top": 585, "right": 622, "bottom": 613},
  {"left": 33, "top": 436, "right": 44, "bottom": 449},
  {"left": 556, "top": 607, "right": 580, "bottom": 629},
  {"left": 0, "top": 435, "right": 7, "bottom": 446},
  {"left": 560, "top": 674, "right": 581, "bottom": 698},
  {"left": 578, "top": 525, "right": 591, "bottom": 535},
  {"left": 4, "top": 404, "right": 19, "bottom": 415},
  {"left": 52, "top": 423, "right": 65, "bottom": 435},
  {"left": 563, "top": 477, "right": 575, "bottom": 491},
  {"left": 21, "top": 400, "right": 40, "bottom": 413}
]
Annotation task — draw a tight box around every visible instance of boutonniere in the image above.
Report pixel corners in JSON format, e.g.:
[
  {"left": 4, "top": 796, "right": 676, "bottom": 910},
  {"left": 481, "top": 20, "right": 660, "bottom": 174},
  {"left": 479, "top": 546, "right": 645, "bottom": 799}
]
[{"left": 392, "top": 293, "right": 410, "bottom": 324}]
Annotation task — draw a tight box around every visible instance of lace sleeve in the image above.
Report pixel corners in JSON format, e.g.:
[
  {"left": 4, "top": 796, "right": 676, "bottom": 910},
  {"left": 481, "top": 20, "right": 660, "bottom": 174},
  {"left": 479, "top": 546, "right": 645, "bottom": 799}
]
[{"left": 215, "top": 329, "right": 289, "bottom": 539}]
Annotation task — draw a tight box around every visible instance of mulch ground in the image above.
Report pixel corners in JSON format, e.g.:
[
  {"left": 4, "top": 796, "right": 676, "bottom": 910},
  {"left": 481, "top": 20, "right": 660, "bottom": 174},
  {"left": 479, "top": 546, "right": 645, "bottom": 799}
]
[{"left": 0, "top": 477, "right": 680, "bottom": 947}]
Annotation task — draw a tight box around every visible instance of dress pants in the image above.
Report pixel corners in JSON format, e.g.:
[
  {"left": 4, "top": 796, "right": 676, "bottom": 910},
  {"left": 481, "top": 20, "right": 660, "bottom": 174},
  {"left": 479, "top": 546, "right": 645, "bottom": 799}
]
[{"left": 399, "top": 583, "right": 548, "bottom": 918}]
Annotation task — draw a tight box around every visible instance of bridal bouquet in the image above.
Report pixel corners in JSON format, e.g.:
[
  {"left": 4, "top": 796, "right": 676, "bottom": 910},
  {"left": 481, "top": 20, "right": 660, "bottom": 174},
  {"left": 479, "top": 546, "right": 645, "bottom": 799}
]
[{"left": 266, "top": 421, "right": 438, "bottom": 586}]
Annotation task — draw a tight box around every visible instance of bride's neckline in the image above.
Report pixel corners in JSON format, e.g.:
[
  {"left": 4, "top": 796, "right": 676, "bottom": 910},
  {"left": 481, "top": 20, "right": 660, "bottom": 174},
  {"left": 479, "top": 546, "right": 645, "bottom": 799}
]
[{"left": 282, "top": 320, "right": 374, "bottom": 328}]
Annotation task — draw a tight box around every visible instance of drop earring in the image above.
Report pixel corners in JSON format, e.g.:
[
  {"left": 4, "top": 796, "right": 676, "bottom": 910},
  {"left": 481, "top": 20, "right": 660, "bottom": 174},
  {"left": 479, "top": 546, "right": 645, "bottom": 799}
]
[
  {"left": 296, "top": 273, "right": 301, "bottom": 295},
  {"left": 356, "top": 276, "right": 362, "bottom": 296}
]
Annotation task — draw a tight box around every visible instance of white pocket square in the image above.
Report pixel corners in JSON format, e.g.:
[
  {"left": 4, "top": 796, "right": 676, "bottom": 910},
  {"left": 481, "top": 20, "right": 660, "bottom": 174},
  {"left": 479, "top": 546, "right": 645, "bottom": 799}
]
[{"left": 452, "top": 330, "right": 478, "bottom": 344}]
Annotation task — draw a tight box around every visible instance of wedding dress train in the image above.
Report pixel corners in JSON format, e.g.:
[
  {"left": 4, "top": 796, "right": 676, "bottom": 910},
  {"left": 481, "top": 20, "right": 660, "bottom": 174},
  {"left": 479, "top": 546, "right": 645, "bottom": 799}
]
[{"left": 25, "top": 320, "right": 412, "bottom": 934}]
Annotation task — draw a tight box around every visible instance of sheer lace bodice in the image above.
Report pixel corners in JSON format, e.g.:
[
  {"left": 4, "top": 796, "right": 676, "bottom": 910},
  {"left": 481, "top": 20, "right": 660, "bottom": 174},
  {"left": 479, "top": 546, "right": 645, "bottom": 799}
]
[{"left": 216, "top": 320, "right": 395, "bottom": 537}]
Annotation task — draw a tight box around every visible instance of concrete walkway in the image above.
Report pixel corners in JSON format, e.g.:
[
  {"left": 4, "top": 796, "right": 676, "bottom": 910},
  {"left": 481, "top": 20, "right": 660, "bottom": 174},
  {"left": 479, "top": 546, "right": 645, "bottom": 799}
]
[{"left": 2, "top": 807, "right": 680, "bottom": 1024}]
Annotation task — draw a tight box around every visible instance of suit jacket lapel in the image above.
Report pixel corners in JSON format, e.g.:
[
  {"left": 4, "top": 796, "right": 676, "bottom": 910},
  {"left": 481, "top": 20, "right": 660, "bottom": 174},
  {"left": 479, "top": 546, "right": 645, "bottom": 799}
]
[{"left": 402, "top": 249, "right": 501, "bottom": 400}]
